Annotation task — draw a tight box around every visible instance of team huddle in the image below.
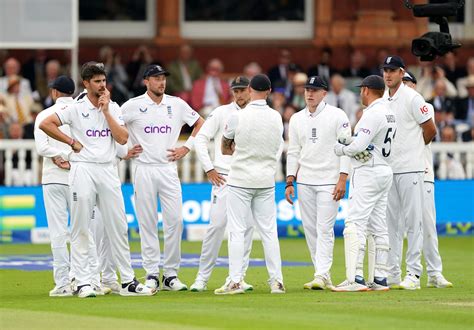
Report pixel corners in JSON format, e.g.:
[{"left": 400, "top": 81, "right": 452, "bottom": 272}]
[{"left": 34, "top": 55, "right": 452, "bottom": 298}]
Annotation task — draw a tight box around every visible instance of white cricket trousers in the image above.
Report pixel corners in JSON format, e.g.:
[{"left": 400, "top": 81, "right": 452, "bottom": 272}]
[
  {"left": 387, "top": 172, "right": 424, "bottom": 279},
  {"left": 297, "top": 184, "right": 338, "bottom": 277},
  {"left": 227, "top": 186, "right": 283, "bottom": 284},
  {"left": 69, "top": 162, "right": 134, "bottom": 287},
  {"left": 134, "top": 164, "right": 183, "bottom": 278},
  {"left": 43, "top": 184, "right": 71, "bottom": 287},
  {"left": 422, "top": 182, "right": 443, "bottom": 276},
  {"left": 347, "top": 165, "right": 393, "bottom": 279},
  {"left": 91, "top": 207, "right": 118, "bottom": 283},
  {"left": 195, "top": 181, "right": 254, "bottom": 283}
]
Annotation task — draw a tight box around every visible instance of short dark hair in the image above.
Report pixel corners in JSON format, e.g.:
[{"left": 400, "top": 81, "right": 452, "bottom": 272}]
[
  {"left": 81, "top": 61, "right": 106, "bottom": 81},
  {"left": 371, "top": 88, "right": 385, "bottom": 98}
]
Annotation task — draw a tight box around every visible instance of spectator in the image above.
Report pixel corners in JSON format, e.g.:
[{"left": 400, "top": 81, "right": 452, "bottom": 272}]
[
  {"left": 0, "top": 57, "right": 33, "bottom": 98},
  {"left": 461, "top": 126, "right": 474, "bottom": 142},
  {"left": 41, "top": 60, "right": 62, "bottom": 108},
  {"left": 0, "top": 75, "right": 34, "bottom": 125},
  {"left": 22, "top": 50, "right": 49, "bottom": 94},
  {"left": 324, "top": 73, "right": 359, "bottom": 126},
  {"left": 370, "top": 48, "right": 389, "bottom": 76},
  {"left": 290, "top": 72, "right": 307, "bottom": 110},
  {"left": 191, "top": 58, "right": 230, "bottom": 115},
  {"left": 417, "top": 65, "right": 457, "bottom": 100},
  {"left": 341, "top": 50, "right": 370, "bottom": 79},
  {"left": 269, "top": 86, "right": 286, "bottom": 114},
  {"left": 167, "top": 44, "right": 203, "bottom": 103},
  {"left": 282, "top": 104, "right": 297, "bottom": 141},
  {"left": 438, "top": 125, "right": 466, "bottom": 179},
  {"left": 243, "top": 61, "right": 262, "bottom": 79},
  {"left": 127, "top": 45, "right": 157, "bottom": 96},
  {"left": 307, "top": 47, "right": 336, "bottom": 84},
  {"left": 456, "top": 57, "right": 474, "bottom": 98},
  {"left": 267, "top": 49, "right": 293, "bottom": 87},
  {"left": 7, "top": 122, "right": 34, "bottom": 186},
  {"left": 441, "top": 52, "right": 466, "bottom": 86},
  {"left": 455, "top": 76, "right": 474, "bottom": 127},
  {"left": 99, "top": 46, "right": 131, "bottom": 105},
  {"left": 428, "top": 79, "right": 456, "bottom": 114},
  {"left": 22, "top": 102, "right": 43, "bottom": 139}
]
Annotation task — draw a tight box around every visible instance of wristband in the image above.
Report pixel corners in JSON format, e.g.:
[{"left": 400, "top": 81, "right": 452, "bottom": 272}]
[
  {"left": 184, "top": 136, "right": 195, "bottom": 150},
  {"left": 285, "top": 182, "right": 294, "bottom": 189},
  {"left": 69, "top": 138, "right": 75, "bottom": 146}
]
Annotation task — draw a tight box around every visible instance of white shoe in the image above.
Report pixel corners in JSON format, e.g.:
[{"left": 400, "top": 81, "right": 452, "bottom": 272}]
[
  {"left": 270, "top": 280, "right": 286, "bottom": 294},
  {"left": 92, "top": 283, "right": 112, "bottom": 295},
  {"left": 427, "top": 274, "right": 453, "bottom": 288},
  {"left": 101, "top": 281, "right": 121, "bottom": 294},
  {"left": 214, "top": 281, "right": 244, "bottom": 295},
  {"left": 162, "top": 276, "right": 188, "bottom": 291},
  {"left": 303, "top": 274, "right": 334, "bottom": 290},
  {"left": 190, "top": 280, "right": 207, "bottom": 292},
  {"left": 145, "top": 275, "right": 160, "bottom": 291},
  {"left": 332, "top": 280, "right": 368, "bottom": 292},
  {"left": 387, "top": 276, "right": 402, "bottom": 289},
  {"left": 241, "top": 280, "right": 254, "bottom": 292},
  {"left": 77, "top": 285, "right": 96, "bottom": 298},
  {"left": 120, "top": 279, "right": 157, "bottom": 296},
  {"left": 49, "top": 284, "right": 73, "bottom": 297},
  {"left": 367, "top": 280, "right": 390, "bottom": 292},
  {"left": 399, "top": 274, "right": 421, "bottom": 290}
]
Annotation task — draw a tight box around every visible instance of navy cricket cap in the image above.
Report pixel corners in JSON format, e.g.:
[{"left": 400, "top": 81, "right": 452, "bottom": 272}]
[
  {"left": 304, "top": 76, "right": 328, "bottom": 91},
  {"left": 48, "top": 75, "right": 75, "bottom": 95},
  {"left": 402, "top": 71, "right": 417, "bottom": 84},
  {"left": 230, "top": 76, "right": 250, "bottom": 89},
  {"left": 382, "top": 55, "right": 405, "bottom": 70},
  {"left": 143, "top": 64, "right": 170, "bottom": 78},
  {"left": 250, "top": 74, "right": 271, "bottom": 91},
  {"left": 357, "top": 75, "right": 385, "bottom": 90}
]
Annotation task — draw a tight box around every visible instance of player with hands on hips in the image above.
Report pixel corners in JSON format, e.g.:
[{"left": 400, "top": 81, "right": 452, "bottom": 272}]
[
  {"left": 40, "top": 62, "right": 156, "bottom": 298},
  {"left": 121, "top": 64, "right": 204, "bottom": 292},
  {"left": 333, "top": 75, "right": 396, "bottom": 292},
  {"left": 285, "top": 76, "right": 351, "bottom": 290},
  {"left": 190, "top": 76, "right": 255, "bottom": 292}
]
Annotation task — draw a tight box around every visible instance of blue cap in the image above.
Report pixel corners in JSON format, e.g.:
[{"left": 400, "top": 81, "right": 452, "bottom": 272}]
[
  {"left": 357, "top": 75, "right": 385, "bottom": 90},
  {"left": 304, "top": 76, "right": 328, "bottom": 90},
  {"left": 48, "top": 75, "right": 75, "bottom": 94},
  {"left": 143, "top": 64, "right": 170, "bottom": 78},
  {"left": 382, "top": 56, "right": 405, "bottom": 69},
  {"left": 250, "top": 74, "right": 271, "bottom": 91}
]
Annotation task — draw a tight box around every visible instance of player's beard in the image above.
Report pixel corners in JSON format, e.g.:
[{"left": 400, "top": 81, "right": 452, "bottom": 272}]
[
  {"left": 150, "top": 87, "right": 164, "bottom": 98},
  {"left": 236, "top": 98, "right": 249, "bottom": 108}
]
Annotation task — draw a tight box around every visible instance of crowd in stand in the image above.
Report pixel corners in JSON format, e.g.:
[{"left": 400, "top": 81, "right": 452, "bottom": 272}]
[{"left": 0, "top": 46, "right": 473, "bottom": 184}]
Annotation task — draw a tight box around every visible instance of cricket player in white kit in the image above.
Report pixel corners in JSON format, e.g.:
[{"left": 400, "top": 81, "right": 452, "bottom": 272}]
[
  {"left": 333, "top": 75, "right": 396, "bottom": 292},
  {"left": 402, "top": 71, "right": 452, "bottom": 288},
  {"left": 40, "top": 62, "right": 155, "bottom": 298},
  {"left": 285, "top": 76, "right": 351, "bottom": 290},
  {"left": 190, "top": 76, "right": 255, "bottom": 292},
  {"left": 34, "top": 76, "right": 77, "bottom": 297},
  {"left": 216, "top": 74, "right": 285, "bottom": 295},
  {"left": 382, "top": 56, "right": 437, "bottom": 290},
  {"left": 121, "top": 64, "right": 204, "bottom": 291}
]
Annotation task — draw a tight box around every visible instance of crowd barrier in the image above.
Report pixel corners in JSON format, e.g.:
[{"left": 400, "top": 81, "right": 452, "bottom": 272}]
[{"left": 0, "top": 181, "right": 472, "bottom": 244}]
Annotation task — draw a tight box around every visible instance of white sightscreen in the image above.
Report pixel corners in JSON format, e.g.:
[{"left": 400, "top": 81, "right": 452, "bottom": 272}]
[{"left": 0, "top": 0, "right": 77, "bottom": 49}]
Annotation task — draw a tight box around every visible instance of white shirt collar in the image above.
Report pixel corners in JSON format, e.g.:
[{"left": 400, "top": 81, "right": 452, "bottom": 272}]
[
  {"left": 144, "top": 92, "right": 168, "bottom": 106},
  {"left": 56, "top": 97, "right": 73, "bottom": 104},
  {"left": 364, "top": 97, "right": 384, "bottom": 112},
  {"left": 248, "top": 99, "right": 267, "bottom": 106},
  {"left": 305, "top": 101, "right": 326, "bottom": 117}
]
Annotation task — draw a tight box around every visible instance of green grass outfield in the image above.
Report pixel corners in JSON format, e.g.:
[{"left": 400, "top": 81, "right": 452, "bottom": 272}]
[{"left": 1, "top": 237, "right": 473, "bottom": 329}]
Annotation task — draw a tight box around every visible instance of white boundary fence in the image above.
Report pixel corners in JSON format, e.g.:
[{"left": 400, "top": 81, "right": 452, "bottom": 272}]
[{"left": 0, "top": 140, "right": 473, "bottom": 186}]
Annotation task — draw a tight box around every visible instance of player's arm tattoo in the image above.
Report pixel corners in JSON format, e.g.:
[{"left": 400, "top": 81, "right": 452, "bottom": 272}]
[{"left": 221, "top": 136, "right": 235, "bottom": 155}]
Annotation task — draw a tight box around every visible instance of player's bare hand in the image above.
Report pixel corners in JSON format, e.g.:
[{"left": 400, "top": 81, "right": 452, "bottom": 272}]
[
  {"left": 167, "top": 147, "right": 189, "bottom": 161},
  {"left": 71, "top": 140, "right": 83, "bottom": 153},
  {"left": 123, "top": 144, "right": 143, "bottom": 160},
  {"left": 285, "top": 185, "right": 295, "bottom": 205},
  {"left": 98, "top": 89, "right": 110, "bottom": 112},
  {"left": 52, "top": 156, "right": 71, "bottom": 170},
  {"left": 333, "top": 176, "right": 347, "bottom": 201},
  {"left": 207, "top": 169, "right": 226, "bottom": 186}
]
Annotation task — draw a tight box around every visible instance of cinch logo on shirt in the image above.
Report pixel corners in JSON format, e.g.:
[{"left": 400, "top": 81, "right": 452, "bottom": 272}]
[
  {"left": 144, "top": 125, "right": 172, "bottom": 134},
  {"left": 86, "top": 128, "right": 111, "bottom": 137}
]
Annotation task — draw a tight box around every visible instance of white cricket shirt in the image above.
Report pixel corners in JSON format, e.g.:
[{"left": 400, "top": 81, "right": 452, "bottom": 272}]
[
  {"left": 121, "top": 93, "right": 198, "bottom": 165},
  {"left": 423, "top": 103, "right": 435, "bottom": 183},
  {"left": 55, "top": 95, "right": 124, "bottom": 163},
  {"left": 342, "top": 98, "right": 397, "bottom": 169},
  {"left": 195, "top": 102, "right": 242, "bottom": 174},
  {"left": 383, "top": 83, "right": 432, "bottom": 173},
  {"left": 287, "top": 101, "right": 351, "bottom": 185},
  {"left": 224, "top": 99, "right": 283, "bottom": 189},
  {"left": 34, "top": 97, "right": 74, "bottom": 184}
]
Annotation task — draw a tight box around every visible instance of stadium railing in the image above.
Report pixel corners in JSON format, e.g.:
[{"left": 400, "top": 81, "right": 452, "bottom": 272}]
[{"left": 0, "top": 140, "right": 473, "bottom": 186}]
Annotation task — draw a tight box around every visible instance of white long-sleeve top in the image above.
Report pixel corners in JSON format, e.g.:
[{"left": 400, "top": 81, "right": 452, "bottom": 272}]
[
  {"left": 341, "top": 98, "right": 397, "bottom": 169},
  {"left": 424, "top": 103, "right": 435, "bottom": 183},
  {"left": 194, "top": 102, "right": 242, "bottom": 174},
  {"left": 287, "top": 101, "right": 351, "bottom": 185},
  {"left": 224, "top": 99, "right": 283, "bottom": 189},
  {"left": 34, "top": 97, "right": 74, "bottom": 185}
]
